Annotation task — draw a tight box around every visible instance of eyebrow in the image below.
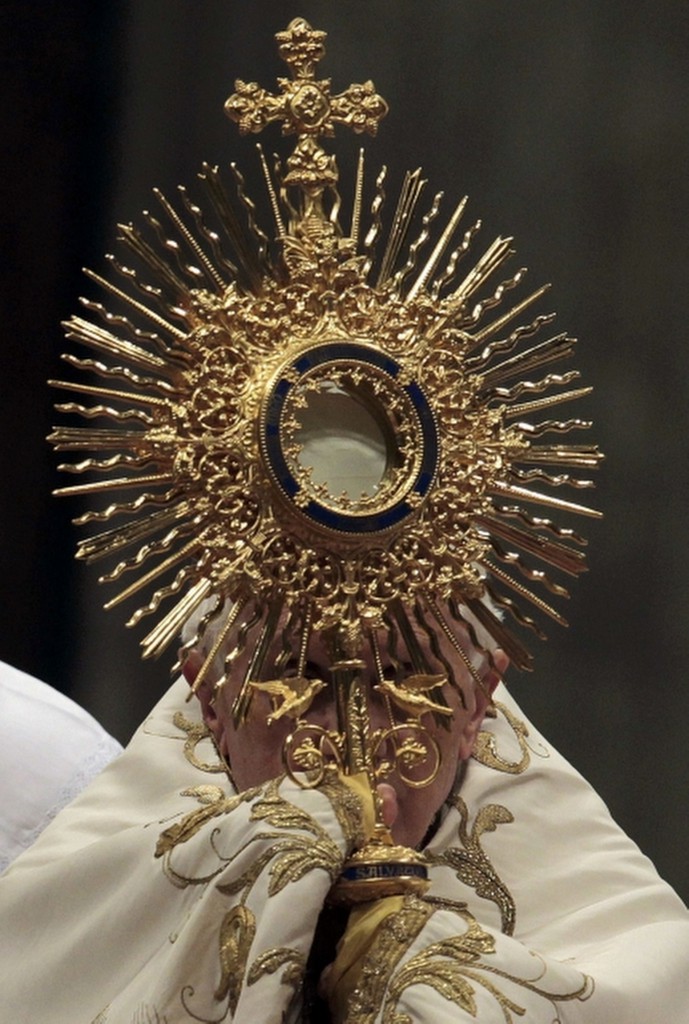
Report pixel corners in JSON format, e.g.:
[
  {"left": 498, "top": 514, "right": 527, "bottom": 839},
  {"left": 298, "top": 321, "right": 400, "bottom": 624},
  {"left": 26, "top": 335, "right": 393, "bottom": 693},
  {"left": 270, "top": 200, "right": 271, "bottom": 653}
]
[{"left": 282, "top": 658, "right": 329, "bottom": 678}]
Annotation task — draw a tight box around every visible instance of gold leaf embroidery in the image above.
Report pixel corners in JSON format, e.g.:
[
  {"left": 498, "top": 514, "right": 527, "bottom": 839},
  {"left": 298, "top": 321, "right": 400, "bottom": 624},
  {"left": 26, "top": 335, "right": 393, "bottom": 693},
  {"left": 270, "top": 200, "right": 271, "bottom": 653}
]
[
  {"left": 347, "top": 897, "right": 593, "bottom": 1024},
  {"left": 267, "top": 836, "right": 342, "bottom": 894},
  {"left": 345, "top": 896, "right": 434, "bottom": 1022},
  {"left": 246, "top": 946, "right": 307, "bottom": 988},
  {"left": 320, "top": 771, "right": 369, "bottom": 850},
  {"left": 426, "top": 795, "right": 516, "bottom": 935},
  {"left": 384, "top": 923, "right": 593, "bottom": 1023},
  {"left": 172, "top": 711, "right": 226, "bottom": 774},
  {"left": 155, "top": 785, "right": 260, "bottom": 860},
  {"left": 215, "top": 846, "right": 280, "bottom": 900},
  {"left": 473, "top": 701, "right": 548, "bottom": 775},
  {"left": 249, "top": 777, "right": 326, "bottom": 837},
  {"left": 159, "top": 776, "right": 350, "bottom": 1016},
  {"left": 215, "top": 905, "right": 257, "bottom": 1009}
]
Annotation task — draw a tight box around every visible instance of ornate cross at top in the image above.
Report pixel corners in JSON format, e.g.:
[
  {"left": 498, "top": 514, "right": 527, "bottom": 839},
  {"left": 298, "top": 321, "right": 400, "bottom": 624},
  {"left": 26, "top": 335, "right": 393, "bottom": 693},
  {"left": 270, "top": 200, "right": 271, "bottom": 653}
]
[
  {"left": 224, "top": 19, "right": 388, "bottom": 226},
  {"left": 225, "top": 18, "right": 388, "bottom": 140}
]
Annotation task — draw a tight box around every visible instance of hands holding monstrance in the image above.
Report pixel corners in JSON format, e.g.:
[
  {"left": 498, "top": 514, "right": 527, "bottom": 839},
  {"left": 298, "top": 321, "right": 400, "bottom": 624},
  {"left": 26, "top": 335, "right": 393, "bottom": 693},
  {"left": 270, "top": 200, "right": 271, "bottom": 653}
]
[{"left": 51, "top": 18, "right": 601, "bottom": 904}]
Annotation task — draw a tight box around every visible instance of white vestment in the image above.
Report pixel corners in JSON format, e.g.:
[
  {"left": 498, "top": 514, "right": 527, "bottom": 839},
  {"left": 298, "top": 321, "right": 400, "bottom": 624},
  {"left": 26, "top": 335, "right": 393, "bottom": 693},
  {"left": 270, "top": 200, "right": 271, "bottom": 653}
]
[
  {"left": 0, "top": 661, "right": 122, "bottom": 873},
  {"left": 0, "top": 677, "right": 687, "bottom": 1022}
]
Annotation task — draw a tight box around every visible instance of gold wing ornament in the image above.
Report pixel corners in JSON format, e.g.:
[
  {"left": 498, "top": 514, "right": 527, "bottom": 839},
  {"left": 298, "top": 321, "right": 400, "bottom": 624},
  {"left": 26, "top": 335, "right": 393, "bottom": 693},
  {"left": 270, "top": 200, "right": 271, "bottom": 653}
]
[
  {"left": 50, "top": 19, "right": 602, "bottom": 899},
  {"left": 249, "top": 677, "right": 327, "bottom": 724}
]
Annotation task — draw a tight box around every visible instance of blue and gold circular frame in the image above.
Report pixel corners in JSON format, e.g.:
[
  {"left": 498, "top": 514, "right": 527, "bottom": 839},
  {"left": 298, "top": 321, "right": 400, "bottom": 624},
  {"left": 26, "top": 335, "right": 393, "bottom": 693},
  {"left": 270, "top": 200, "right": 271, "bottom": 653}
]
[{"left": 261, "top": 341, "right": 438, "bottom": 536}]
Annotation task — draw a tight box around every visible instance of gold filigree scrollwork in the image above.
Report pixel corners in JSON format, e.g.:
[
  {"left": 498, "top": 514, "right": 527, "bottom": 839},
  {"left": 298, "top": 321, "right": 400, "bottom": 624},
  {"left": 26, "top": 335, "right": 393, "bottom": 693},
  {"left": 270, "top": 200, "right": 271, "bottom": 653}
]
[
  {"left": 171, "top": 711, "right": 226, "bottom": 774},
  {"left": 158, "top": 776, "right": 364, "bottom": 1021},
  {"left": 425, "top": 794, "right": 516, "bottom": 935},
  {"left": 345, "top": 895, "right": 593, "bottom": 1024},
  {"left": 473, "top": 701, "right": 549, "bottom": 774},
  {"left": 283, "top": 722, "right": 344, "bottom": 788},
  {"left": 370, "top": 722, "right": 441, "bottom": 789}
]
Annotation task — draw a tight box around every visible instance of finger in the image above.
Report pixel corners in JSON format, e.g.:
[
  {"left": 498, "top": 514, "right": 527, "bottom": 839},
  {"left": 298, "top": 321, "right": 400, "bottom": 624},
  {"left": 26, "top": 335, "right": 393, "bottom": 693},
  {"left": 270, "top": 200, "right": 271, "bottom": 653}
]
[{"left": 376, "top": 782, "right": 398, "bottom": 828}]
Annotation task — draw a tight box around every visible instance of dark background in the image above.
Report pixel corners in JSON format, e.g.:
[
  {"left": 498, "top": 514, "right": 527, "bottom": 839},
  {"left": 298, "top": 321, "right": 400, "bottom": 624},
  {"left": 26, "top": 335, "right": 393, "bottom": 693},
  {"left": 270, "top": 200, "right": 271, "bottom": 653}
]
[{"left": 3, "top": 2, "right": 689, "bottom": 902}]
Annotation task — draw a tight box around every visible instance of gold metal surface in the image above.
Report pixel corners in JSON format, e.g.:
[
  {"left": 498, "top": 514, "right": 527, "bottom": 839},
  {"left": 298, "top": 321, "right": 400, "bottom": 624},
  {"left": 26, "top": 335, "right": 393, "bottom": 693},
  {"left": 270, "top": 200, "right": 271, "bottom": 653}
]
[{"left": 51, "top": 19, "right": 602, "bottom": 900}]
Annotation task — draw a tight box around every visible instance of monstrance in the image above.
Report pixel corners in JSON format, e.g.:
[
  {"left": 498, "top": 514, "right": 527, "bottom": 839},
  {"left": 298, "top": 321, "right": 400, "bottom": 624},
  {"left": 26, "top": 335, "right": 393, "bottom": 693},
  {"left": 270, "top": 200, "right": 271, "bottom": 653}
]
[{"left": 50, "top": 18, "right": 602, "bottom": 900}]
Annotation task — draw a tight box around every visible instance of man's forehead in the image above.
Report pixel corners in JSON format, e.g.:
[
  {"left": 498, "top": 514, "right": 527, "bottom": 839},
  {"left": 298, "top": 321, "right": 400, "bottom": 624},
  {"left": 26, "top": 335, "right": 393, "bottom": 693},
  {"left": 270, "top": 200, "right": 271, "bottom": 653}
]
[
  {"left": 185, "top": 595, "right": 496, "bottom": 689},
  {"left": 256, "top": 603, "right": 487, "bottom": 669}
]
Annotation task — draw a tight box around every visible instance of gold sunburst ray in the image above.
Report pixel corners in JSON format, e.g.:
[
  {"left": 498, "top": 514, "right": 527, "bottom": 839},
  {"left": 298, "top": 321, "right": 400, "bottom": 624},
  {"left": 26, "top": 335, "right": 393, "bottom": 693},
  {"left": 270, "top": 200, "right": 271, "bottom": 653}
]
[
  {"left": 116, "top": 221, "right": 193, "bottom": 299},
  {"left": 72, "top": 487, "right": 181, "bottom": 526},
  {"left": 444, "top": 235, "right": 515, "bottom": 313},
  {"left": 467, "top": 314, "right": 559, "bottom": 373},
  {"left": 50, "top": 431, "right": 157, "bottom": 455},
  {"left": 421, "top": 594, "right": 493, "bottom": 704},
  {"left": 227, "top": 164, "right": 271, "bottom": 264},
  {"left": 479, "top": 332, "right": 576, "bottom": 386},
  {"left": 125, "top": 569, "right": 198, "bottom": 630},
  {"left": 411, "top": 598, "right": 462, "bottom": 698},
  {"left": 350, "top": 147, "right": 366, "bottom": 244},
  {"left": 393, "top": 189, "right": 443, "bottom": 294},
  {"left": 216, "top": 600, "right": 264, "bottom": 686},
  {"left": 83, "top": 269, "right": 188, "bottom": 341},
  {"left": 521, "top": 444, "right": 602, "bottom": 468},
  {"left": 77, "top": 296, "right": 167, "bottom": 346},
  {"left": 103, "top": 536, "right": 201, "bottom": 610},
  {"left": 470, "top": 283, "right": 553, "bottom": 346},
  {"left": 485, "top": 370, "right": 581, "bottom": 403},
  {"left": 376, "top": 167, "right": 427, "bottom": 287},
  {"left": 151, "top": 187, "right": 228, "bottom": 291},
  {"left": 232, "top": 600, "right": 283, "bottom": 725},
  {"left": 146, "top": 577, "right": 216, "bottom": 664},
  {"left": 70, "top": 487, "right": 180, "bottom": 528},
  {"left": 509, "top": 467, "right": 595, "bottom": 490},
  {"left": 270, "top": 602, "right": 303, "bottom": 680},
  {"left": 479, "top": 588, "right": 550, "bottom": 647},
  {"left": 516, "top": 416, "right": 592, "bottom": 439},
  {"left": 482, "top": 561, "right": 568, "bottom": 627},
  {"left": 507, "top": 385, "right": 592, "bottom": 418},
  {"left": 62, "top": 316, "right": 169, "bottom": 371},
  {"left": 139, "top": 209, "right": 209, "bottom": 289},
  {"left": 76, "top": 502, "right": 192, "bottom": 563},
  {"left": 296, "top": 601, "right": 314, "bottom": 678},
  {"left": 199, "top": 162, "right": 266, "bottom": 289},
  {"left": 187, "top": 593, "right": 248, "bottom": 699},
  {"left": 49, "top": 378, "right": 170, "bottom": 409},
  {"left": 177, "top": 184, "right": 239, "bottom": 280},
  {"left": 257, "top": 143, "right": 287, "bottom": 239},
  {"left": 98, "top": 524, "right": 197, "bottom": 586},
  {"left": 390, "top": 599, "right": 440, "bottom": 680},
  {"left": 58, "top": 454, "right": 159, "bottom": 477},
  {"left": 60, "top": 353, "right": 177, "bottom": 395},
  {"left": 362, "top": 164, "right": 387, "bottom": 266},
  {"left": 407, "top": 195, "right": 468, "bottom": 301},
  {"left": 464, "top": 594, "right": 540, "bottom": 666},
  {"left": 484, "top": 540, "right": 571, "bottom": 599},
  {"left": 492, "top": 482, "right": 601, "bottom": 518},
  {"left": 474, "top": 514, "right": 586, "bottom": 576},
  {"left": 126, "top": 563, "right": 200, "bottom": 628},
  {"left": 54, "top": 473, "right": 175, "bottom": 501},
  {"left": 430, "top": 217, "right": 483, "bottom": 300},
  {"left": 465, "top": 266, "right": 528, "bottom": 329},
  {"left": 491, "top": 502, "right": 589, "bottom": 545},
  {"left": 53, "top": 402, "right": 155, "bottom": 426}
]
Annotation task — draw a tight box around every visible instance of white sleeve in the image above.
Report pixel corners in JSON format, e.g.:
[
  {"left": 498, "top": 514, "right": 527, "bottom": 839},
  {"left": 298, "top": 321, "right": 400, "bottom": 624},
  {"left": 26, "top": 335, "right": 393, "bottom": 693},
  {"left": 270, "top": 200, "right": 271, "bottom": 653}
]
[
  {"left": 0, "top": 662, "right": 122, "bottom": 872},
  {"left": 336, "top": 898, "right": 594, "bottom": 1024}
]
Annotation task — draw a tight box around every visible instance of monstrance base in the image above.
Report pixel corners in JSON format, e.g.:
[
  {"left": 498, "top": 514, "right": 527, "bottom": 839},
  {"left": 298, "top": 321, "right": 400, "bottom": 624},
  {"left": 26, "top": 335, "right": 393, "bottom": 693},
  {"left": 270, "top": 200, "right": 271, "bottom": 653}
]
[{"left": 327, "top": 824, "right": 429, "bottom": 905}]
